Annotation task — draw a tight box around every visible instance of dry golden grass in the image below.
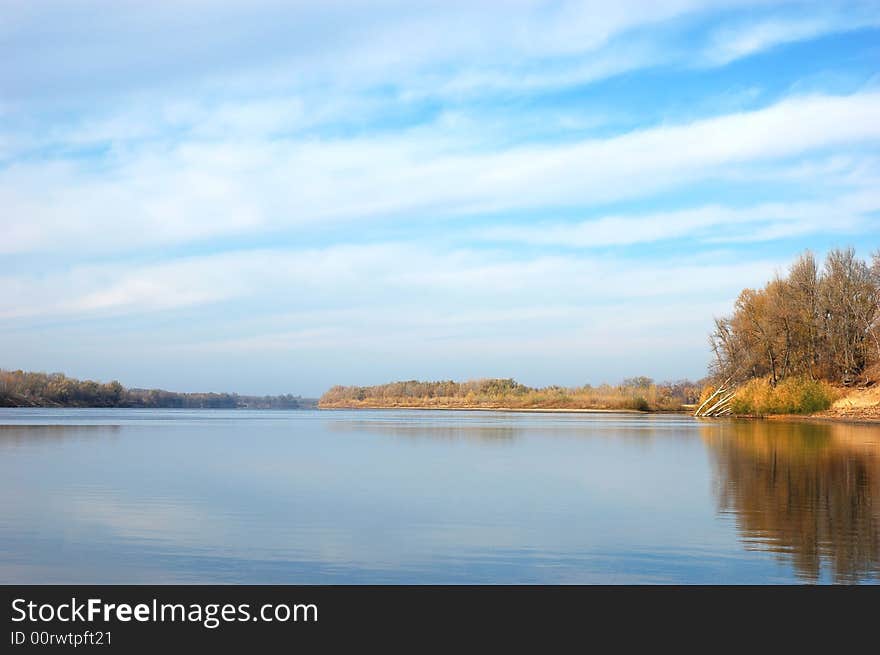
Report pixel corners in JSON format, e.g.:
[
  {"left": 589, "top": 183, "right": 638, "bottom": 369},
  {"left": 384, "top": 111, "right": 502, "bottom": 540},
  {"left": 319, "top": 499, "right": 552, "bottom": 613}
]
[
  {"left": 831, "top": 386, "right": 880, "bottom": 410},
  {"left": 727, "top": 377, "right": 841, "bottom": 416},
  {"left": 319, "top": 378, "right": 700, "bottom": 411}
]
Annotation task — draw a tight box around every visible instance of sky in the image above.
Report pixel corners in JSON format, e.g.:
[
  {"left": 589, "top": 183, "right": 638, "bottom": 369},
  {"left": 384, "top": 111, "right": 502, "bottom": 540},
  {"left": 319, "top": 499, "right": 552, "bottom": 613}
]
[{"left": 2, "top": 0, "right": 880, "bottom": 396}]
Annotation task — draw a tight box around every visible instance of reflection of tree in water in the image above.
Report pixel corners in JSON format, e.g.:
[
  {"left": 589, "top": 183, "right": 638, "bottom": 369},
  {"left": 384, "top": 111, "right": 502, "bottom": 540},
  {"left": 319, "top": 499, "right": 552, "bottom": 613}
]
[{"left": 702, "top": 420, "right": 880, "bottom": 583}]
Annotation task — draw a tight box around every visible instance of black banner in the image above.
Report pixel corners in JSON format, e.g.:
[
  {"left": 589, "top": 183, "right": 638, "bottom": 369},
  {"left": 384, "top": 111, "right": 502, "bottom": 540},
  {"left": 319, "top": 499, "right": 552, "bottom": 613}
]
[{"left": 2, "top": 585, "right": 876, "bottom": 651}]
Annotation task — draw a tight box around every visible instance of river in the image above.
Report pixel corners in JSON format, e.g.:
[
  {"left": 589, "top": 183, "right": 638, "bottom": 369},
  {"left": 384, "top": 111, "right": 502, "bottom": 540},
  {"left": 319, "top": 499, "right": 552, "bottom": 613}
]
[{"left": 1, "top": 408, "right": 877, "bottom": 583}]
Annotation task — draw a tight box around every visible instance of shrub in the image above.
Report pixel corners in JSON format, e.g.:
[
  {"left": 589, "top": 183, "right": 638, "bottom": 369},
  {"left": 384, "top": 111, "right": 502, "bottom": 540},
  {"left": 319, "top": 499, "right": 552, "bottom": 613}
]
[
  {"left": 625, "top": 395, "right": 650, "bottom": 411},
  {"left": 729, "top": 377, "right": 839, "bottom": 415}
]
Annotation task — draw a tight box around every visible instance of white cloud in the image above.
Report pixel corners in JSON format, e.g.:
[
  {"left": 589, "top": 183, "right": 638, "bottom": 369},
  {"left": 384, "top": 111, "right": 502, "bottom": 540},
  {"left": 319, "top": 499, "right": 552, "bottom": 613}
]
[
  {"left": 0, "top": 241, "right": 782, "bottom": 323},
  {"left": 705, "top": 10, "right": 880, "bottom": 66},
  {"left": 0, "top": 240, "right": 780, "bottom": 392},
  {"left": 3, "top": 91, "right": 880, "bottom": 255},
  {"left": 0, "top": 1, "right": 769, "bottom": 103},
  {"left": 477, "top": 191, "right": 879, "bottom": 247}
]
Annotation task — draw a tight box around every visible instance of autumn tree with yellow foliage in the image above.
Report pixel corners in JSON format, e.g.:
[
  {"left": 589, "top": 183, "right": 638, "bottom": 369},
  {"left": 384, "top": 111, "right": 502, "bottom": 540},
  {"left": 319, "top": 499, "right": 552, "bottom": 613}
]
[{"left": 706, "top": 248, "right": 880, "bottom": 415}]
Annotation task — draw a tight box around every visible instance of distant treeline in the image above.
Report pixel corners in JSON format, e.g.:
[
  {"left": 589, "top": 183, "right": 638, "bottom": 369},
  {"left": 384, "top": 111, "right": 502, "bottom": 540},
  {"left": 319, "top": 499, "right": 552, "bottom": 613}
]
[
  {"left": 710, "top": 248, "right": 880, "bottom": 386},
  {"left": 0, "top": 370, "right": 316, "bottom": 409},
  {"left": 319, "top": 377, "right": 702, "bottom": 411}
]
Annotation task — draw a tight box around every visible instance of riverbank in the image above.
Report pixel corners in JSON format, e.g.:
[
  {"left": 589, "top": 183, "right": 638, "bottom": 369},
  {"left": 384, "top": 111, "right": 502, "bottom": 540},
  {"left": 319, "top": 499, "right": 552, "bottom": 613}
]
[
  {"left": 810, "top": 385, "right": 880, "bottom": 422},
  {"left": 318, "top": 403, "right": 654, "bottom": 413},
  {"left": 765, "top": 413, "right": 880, "bottom": 425},
  {"left": 319, "top": 403, "right": 880, "bottom": 423},
  {"left": 0, "top": 369, "right": 317, "bottom": 409},
  {"left": 700, "top": 383, "right": 880, "bottom": 424},
  {"left": 319, "top": 378, "right": 701, "bottom": 412},
  {"left": 320, "top": 388, "right": 880, "bottom": 424}
]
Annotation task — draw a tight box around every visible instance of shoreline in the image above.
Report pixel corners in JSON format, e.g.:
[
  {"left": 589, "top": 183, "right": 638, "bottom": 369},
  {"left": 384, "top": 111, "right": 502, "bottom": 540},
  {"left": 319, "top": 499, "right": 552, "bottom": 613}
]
[
  {"left": 318, "top": 404, "right": 653, "bottom": 414},
  {"left": 4, "top": 402, "right": 876, "bottom": 424},
  {"left": 764, "top": 413, "right": 880, "bottom": 425},
  {"left": 318, "top": 403, "right": 880, "bottom": 424}
]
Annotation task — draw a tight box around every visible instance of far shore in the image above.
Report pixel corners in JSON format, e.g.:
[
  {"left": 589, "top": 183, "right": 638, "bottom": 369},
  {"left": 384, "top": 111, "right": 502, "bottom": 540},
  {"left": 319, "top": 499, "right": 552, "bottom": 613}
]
[
  {"left": 318, "top": 403, "right": 880, "bottom": 423},
  {"left": 318, "top": 404, "right": 651, "bottom": 414}
]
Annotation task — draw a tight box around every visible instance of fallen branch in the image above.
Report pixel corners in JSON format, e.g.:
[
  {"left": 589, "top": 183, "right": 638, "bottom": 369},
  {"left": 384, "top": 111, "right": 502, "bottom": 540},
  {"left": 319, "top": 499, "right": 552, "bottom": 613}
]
[
  {"left": 694, "top": 378, "right": 737, "bottom": 417},
  {"left": 693, "top": 377, "right": 732, "bottom": 416}
]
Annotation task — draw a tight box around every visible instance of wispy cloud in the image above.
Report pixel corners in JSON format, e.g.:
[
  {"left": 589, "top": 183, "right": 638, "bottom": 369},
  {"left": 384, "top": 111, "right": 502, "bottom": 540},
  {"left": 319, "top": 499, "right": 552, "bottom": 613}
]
[
  {"left": 477, "top": 191, "right": 878, "bottom": 247},
  {"left": 0, "top": 242, "right": 783, "bottom": 323},
  {"left": 704, "top": 9, "right": 880, "bottom": 66},
  {"left": 3, "top": 91, "right": 880, "bottom": 256},
  {"left": 0, "top": 1, "right": 765, "bottom": 104}
]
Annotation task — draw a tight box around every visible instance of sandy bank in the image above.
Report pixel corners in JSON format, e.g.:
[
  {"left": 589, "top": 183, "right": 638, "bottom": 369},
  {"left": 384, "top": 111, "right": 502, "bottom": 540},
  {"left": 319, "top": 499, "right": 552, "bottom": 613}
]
[{"left": 812, "top": 385, "right": 880, "bottom": 422}]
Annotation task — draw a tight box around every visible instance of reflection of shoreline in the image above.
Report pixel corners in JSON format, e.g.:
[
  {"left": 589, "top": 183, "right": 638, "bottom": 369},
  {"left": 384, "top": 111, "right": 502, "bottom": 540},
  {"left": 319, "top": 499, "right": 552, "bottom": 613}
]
[
  {"left": 327, "top": 421, "right": 520, "bottom": 443},
  {"left": 764, "top": 414, "right": 880, "bottom": 426},
  {"left": 320, "top": 405, "right": 648, "bottom": 414},
  {"left": 701, "top": 421, "right": 880, "bottom": 583},
  {"left": 0, "top": 424, "right": 121, "bottom": 448},
  {"left": 324, "top": 416, "right": 689, "bottom": 445},
  {"left": 323, "top": 405, "right": 879, "bottom": 424}
]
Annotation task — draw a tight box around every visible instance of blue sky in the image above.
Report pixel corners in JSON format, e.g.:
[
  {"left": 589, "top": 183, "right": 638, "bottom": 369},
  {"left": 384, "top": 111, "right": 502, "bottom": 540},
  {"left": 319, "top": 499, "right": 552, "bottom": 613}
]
[{"left": 2, "top": 0, "right": 879, "bottom": 396}]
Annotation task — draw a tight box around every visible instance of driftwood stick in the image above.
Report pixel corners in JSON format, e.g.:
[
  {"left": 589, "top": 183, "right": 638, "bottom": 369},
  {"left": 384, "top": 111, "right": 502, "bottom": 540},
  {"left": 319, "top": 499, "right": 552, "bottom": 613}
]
[
  {"left": 700, "top": 393, "right": 729, "bottom": 417},
  {"left": 694, "top": 377, "right": 732, "bottom": 416},
  {"left": 704, "top": 392, "right": 736, "bottom": 416},
  {"left": 699, "top": 387, "right": 737, "bottom": 417},
  {"left": 694, "top": 388, "right": 724, "bottom": 416}
]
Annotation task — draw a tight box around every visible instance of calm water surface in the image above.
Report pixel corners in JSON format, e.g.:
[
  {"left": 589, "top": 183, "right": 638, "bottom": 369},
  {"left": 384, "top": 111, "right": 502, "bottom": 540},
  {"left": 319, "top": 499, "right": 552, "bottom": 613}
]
[{"left": 1, "top": 408, "right": 877, "bottom": 584}]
